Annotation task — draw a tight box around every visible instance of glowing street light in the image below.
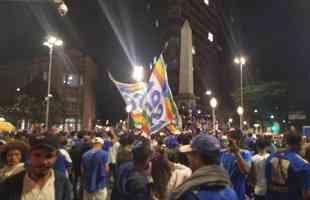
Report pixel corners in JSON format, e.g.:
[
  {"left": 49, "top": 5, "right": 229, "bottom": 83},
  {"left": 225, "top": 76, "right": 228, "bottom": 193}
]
[
  {"left": 132, "top": 65, "right": 144, "bottom": 82},
  {"left": 205, "top": 90, "right": 212, "bottom": 96},
  {"left": 210, "top": 97, "right": 218, "bottom": 109},
  {"left": 234, "top": 57, "right": 246, "bottom": 65},
  {"left": 237, "top": 106, "right": 244, "bottom": 115},
  {"left": 234, "top": 56, "right": 247, "bottom": 129},
  {"left": 126, "top": 104, "right": 133, "bottom": 113},
  {"left": 210, "top": 97, "right": 218, "bottom": 133},
  {"left": 237, "top": 106, "right": 244, "bottom": 130},
  {"left": 254, "top": 109, "right": 258, "bottom": 113},
  {"left": 228, "top": 118, "right": 233, "bottom": 128},
  {"left": 54, "top": 0, "right": 69, "bottom": 16},
  {"left": 254, "top": 123, "right": 260, "bottom": 128},
  {"left": 43, "top": 35, "right": 63, "bottom": 129},
  {"left": 16, "top": 88, "right": 21, "bottom": 92},
  {"left": 254, "top": 123, "right": 260, "bottom": 133}
]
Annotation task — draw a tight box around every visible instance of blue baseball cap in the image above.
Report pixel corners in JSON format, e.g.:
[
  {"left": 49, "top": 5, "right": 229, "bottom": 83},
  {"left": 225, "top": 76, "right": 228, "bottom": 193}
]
[
  {"left": 179, "top": 134, "right": 221, "bottom": 156},
  {"left": 164, "top": 135, "right": 179, "bottom": 149}
]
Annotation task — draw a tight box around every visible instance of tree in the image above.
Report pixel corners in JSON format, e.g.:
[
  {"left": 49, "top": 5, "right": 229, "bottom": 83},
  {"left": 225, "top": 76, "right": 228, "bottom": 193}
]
[
  {"left": 231, "top": 81, "right": 289, "bottom": 124},
  {"left": 1, "top": 94, "right": 65, "bottom": 126}
]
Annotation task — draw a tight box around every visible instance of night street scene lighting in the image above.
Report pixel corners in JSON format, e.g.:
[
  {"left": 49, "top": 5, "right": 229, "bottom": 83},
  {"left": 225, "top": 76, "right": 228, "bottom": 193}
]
[{"left": 43, "top": 35, "right": 63, "bottom": 128}]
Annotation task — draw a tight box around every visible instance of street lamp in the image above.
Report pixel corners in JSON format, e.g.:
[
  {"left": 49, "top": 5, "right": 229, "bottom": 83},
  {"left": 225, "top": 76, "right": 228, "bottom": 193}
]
[
  {"left": 228, "top": 118, "right": 233, "bottom": 128},
  {"left": 43, "top": 35, "right": 63, "bottom": 129},
  {"left": 205, "top": 90, "right": 212, "bottom": 96},
  {"left": 254, "top": 109, "right": 258, "bottom": 113},
  {"left": 237, "top": 106, "right": 244, "bottom": 130},
  {"left": 126, "top": 104, "right": 133, "bottom": 113},
  {"left": 54, "top": 0, "right": 69, "bottom": 16},
  {"left": 132, "top": 65, "right": 144, "bottom": 82},
  {"left": 234, "top": 56, "right": 246, "bottom": 128},
  {"left": 210, "top": 97, "right": 218, "bottom": 133}
]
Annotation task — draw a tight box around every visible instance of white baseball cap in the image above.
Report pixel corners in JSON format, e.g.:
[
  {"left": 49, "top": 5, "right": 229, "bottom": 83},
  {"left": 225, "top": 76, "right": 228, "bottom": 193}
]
[{"left": 92, "top": 137, "right": 104, "bottom": 144}]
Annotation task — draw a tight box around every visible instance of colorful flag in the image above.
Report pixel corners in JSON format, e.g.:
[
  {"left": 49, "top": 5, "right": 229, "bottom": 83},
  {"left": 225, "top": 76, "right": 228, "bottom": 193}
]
[
  {"left": 143, "top": 55, "right": 180, "bottom": 134},
  {"left": 109, "top": 73, "right": 150, "bottom": 132},
  {"left": 108, "top": 73, "right": 146, "bottom": 112},
  {"left": 109, "top": 55, "right": 180, "bottom": 136}
]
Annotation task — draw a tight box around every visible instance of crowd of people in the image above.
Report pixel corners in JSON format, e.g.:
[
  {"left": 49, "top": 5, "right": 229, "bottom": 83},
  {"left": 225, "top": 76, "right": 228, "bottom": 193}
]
[{"left": 0, "top": 124, "right": 310, "bottom": 200}]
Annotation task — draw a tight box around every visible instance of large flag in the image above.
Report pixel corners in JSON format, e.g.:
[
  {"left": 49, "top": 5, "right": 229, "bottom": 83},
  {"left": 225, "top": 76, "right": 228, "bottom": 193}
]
[
  {"left": 108, "top": 73, "right": 150, "bottom": 133},
  {"left": 108, "top": 73, "right": 146, "bottom": 112},
  {"left": 143, "top": 55, "right": 180, "bottom": 134},
  {"left": 109, "top": 55, "right": 180, "bottom": 135}
]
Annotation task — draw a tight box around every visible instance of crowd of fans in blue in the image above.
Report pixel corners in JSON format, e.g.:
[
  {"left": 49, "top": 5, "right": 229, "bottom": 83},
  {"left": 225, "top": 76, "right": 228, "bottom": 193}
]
[{"left": 0, "top": 125, "right": 309, "bottom": 200}]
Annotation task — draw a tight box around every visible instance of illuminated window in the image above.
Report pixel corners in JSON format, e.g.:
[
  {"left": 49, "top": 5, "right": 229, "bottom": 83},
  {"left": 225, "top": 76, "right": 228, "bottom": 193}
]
[
  {"left": 208, "top": 32, "right": 214, "bottom": 42},
  {"left": 204, "top": 0, "right": 209, "bottom": 6}
]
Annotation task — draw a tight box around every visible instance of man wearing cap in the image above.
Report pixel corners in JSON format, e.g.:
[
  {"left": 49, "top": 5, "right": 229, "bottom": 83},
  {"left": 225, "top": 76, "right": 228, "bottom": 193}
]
[
  {"left": 0, "top": 134, "right": 73, "bottom": 200},
  {"left": 170, "top": 134, "right": 238, "bottom": 200},
  {"left": 221, "top": 129, "right": 252, "bottom": 200},
  {"left": 81, "top": 137, "right": 109, "bottom": 200}
]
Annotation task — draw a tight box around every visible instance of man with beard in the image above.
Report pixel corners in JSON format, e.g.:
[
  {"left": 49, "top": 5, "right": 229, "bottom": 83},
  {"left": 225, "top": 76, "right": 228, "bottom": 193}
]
[{"left": 0, "top": 134, "right": 72, "bottom": 200}]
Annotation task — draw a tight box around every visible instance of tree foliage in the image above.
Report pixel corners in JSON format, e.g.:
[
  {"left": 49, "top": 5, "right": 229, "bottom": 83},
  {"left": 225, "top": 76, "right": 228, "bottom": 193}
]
[
  {"left": 231, "top": 81, "right": 288, "bottom": 120},
  {"left": 0, "top": 94, "right": 65, "bottom": 125}
]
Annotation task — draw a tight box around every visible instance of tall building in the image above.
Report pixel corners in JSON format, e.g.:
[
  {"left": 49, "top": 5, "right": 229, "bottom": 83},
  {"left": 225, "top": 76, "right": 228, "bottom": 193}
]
[
  {"left": 149, "top": 0, "right": 235, "bottom": 114},
  {"left": 0, "top": 49, "right": 97, "bottom": 131}
]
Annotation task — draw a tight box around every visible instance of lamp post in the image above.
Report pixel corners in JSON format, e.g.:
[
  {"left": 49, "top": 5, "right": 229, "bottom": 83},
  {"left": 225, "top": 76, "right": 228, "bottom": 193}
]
[
  {"left": 132, "top": 65, "right": 144, "bottom": 82},
  {"left": 205, "top": 90, "right": 212, "bottom": 96},
  {"left": 43, "top": 36, "right": 63, "bottom": 129},
  {"left": 234, "top": 56, "right": 246, "bottom": 129},
  {"left": 54, "top": 0, "right": 69, "bottom": 16},
  {"left": 210, "top": 97, "right": 218, "bottom": 133},
  {"left": 237, "top": 106, "right": 244, "bottom": 130},
  {"left": 228, "top": 118, "right": 233, "bottom": 128}
]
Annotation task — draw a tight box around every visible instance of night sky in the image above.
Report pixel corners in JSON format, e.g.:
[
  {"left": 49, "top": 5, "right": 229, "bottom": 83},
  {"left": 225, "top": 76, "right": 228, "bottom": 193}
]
[{"left": 0, "top": 0, "right": 309, "bottom": 119}]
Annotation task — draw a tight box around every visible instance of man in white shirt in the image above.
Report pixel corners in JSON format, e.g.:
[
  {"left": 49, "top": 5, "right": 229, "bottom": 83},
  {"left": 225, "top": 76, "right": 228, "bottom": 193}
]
[
  {"left": 251, "top": 138, "right": 270, "bottom": 200},
  {"left": 0, "top": 134, "right": 72, "bottom": 200}
]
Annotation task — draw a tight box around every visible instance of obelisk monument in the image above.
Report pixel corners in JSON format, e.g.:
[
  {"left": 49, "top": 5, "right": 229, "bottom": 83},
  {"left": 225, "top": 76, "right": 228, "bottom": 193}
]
[{"left": 178, "top": 20, "right": 196, "bottom": 107}]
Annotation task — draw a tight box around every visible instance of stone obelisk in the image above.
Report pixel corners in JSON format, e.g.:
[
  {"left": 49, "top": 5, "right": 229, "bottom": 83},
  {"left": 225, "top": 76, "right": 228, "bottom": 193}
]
[{"left": 178, "top": 20, "right": 196, "bottom": 107}]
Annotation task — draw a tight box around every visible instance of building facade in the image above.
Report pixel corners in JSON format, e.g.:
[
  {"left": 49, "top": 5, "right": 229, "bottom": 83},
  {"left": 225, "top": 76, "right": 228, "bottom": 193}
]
[
  {"left": 0, "top": 49, "right": 97, "bottom": 131},
  {"left": 149, "top": 0, "right": 235, "bottom": 114}
]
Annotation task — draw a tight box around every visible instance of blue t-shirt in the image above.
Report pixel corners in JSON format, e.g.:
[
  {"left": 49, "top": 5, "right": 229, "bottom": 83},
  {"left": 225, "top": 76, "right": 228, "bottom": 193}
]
[
  {"left": 111, "top": 161, "right": 151, "bottom": 200},
  {"left": 221, "top": 150, "right": 252, "bottom": 200},
  {"left": 82, "top": 149, "right": 108, "bottom": 193},
  {"left": 103, "top": 140, "right": 113, "bottom": 152},
  {"left": 53, "top": 149, "right": 72, "bottom": 176},
  {"left": 181, "top": 185, "right": 239, "bottom": 200},
  {"left": 265, "top": 150, "right": 310, "bottom": 200}
]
